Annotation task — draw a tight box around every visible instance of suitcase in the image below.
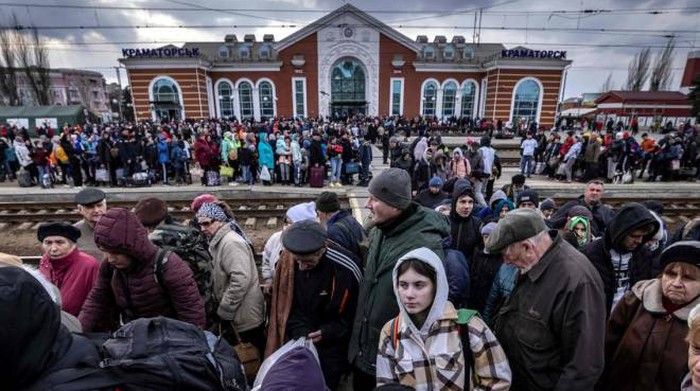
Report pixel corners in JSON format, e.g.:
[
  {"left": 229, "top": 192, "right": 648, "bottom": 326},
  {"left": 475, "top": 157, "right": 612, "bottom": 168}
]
[
  {"left": 309, "top": 166, "right": 324, "bottom": 188},
  {"left": 535, "top": 162, "right": 545, "bottom": 175},
  {"left": 206, "top": 170, "right": 220, "bottom": 186},
  {"left": 17, "top": 167, "right": 32, "bottom": 187}
]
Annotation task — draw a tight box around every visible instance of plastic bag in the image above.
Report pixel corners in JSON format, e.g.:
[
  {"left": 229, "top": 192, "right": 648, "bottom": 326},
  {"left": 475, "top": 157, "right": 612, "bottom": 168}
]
[
  {"left": 252, "top": 338, "right": 319, "bottom": 390},
  {"left": 259, "top": 165, "right": 271, "bottom": 182}
]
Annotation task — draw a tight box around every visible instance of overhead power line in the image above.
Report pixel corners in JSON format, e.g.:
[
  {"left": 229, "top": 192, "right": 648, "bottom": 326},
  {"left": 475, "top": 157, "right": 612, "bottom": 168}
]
[
  {"left": 1, "top": 2, "right": 696, "bottom": 15},
  {"left": 2, "top": 22, "right": 699, "bottom": 35}
]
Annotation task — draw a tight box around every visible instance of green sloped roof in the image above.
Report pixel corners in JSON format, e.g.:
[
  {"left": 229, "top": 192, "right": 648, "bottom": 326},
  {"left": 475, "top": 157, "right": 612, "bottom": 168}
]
[{"left": 0, "top": 105, "right": 83, "bottom": 117}]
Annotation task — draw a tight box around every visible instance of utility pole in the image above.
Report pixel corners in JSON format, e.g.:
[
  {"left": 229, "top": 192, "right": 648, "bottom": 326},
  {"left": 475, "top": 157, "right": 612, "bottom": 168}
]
[{"left": 114, "top": 66, "right": 124, "bottom": 120}]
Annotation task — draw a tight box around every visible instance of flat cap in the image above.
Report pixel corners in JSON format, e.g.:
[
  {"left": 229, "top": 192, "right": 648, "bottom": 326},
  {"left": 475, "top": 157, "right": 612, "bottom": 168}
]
[
  {"left": 485, "top": 208, "right": 548, "bottom": 254},
  {"left": 37, "top": 222, "right": 81, "bottom": 242},
  {"left": 282, "top": 220, "right": 327, "bottom": 255},
  {"left": 74, "top": 187, "right": 106, "bottom": 206}
]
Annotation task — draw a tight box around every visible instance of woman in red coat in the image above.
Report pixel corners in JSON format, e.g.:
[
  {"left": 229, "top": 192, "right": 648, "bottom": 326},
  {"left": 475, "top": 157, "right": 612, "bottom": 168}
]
[{"left": 78, "top": 208, "right": 205, "bottom": 332}]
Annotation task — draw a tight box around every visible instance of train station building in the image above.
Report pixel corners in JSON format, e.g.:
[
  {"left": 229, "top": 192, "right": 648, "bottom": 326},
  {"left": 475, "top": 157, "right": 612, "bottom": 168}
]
[{"left": 120, "top": 4, "right": 571, "bottom": 127}]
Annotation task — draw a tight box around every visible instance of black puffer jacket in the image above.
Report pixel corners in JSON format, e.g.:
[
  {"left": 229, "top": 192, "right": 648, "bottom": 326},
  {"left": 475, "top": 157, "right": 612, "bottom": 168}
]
[
  {"left": 449, "top": 179, "right": 483, "bottom": 260},
  {"left": 1, "top": 267, "right": 117, "bottom": 390},
  {"left": 468, "top": 246, "right": 503, "bottom": 313},
  {"left": 581, "top": 203, "right": 659, "bottom": 313}
]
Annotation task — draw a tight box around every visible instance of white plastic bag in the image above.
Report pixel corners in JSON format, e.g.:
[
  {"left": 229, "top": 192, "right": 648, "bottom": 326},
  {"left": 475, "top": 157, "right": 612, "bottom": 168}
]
[
  {"left": 252, "top": 337, "right": 320, "bottom": 390},
  {"left": 259, "top": 165, "right": 271, "bottom": 182}
]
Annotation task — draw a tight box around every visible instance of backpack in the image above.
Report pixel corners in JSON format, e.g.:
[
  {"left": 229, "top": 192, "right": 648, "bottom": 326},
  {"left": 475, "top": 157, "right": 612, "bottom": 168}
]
[
  {"left": 99, "top": 316, "right": 248, "bottom": 391},
  {"left": 149, "top": 225, "right": 218, "bottom": 325},
  {"left": 390, "top": 309, "right": 479, "bottom": 385},
  {"left": 227, "top": 140, "right": 238, "bottom": 161}
]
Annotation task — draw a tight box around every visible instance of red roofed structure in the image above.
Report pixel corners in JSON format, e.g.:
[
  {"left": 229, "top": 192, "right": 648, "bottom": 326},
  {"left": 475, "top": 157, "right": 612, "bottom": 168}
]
[{"left": 594, "top": 90, "right": 694, "bottom": 128}]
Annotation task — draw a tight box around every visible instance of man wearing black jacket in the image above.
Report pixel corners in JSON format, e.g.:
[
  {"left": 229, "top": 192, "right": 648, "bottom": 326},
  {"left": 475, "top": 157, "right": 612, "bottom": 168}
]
[
  {"left": 282, "top": 220, "right": 361, "bottom": 390},
  {"left": 581, "top": 202, "right": 659, "bottom": 313},
  {"left": 550, "top": 179, "right": 614, "bottom": 237}
]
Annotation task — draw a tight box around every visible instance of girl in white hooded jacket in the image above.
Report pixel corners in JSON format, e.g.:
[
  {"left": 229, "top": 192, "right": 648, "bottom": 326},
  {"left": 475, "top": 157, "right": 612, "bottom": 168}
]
[{"left": 376, "top": 247, "right": 511, "bottom": 391}]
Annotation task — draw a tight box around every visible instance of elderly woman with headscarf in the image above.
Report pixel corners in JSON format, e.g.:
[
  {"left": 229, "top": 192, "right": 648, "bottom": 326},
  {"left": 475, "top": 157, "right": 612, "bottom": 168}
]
[
  {"left": 196, "top": 202, "right": 266, "bottom": 353},
  {"left": 600, "top": 241, "right": 700, "bottom": 391}
]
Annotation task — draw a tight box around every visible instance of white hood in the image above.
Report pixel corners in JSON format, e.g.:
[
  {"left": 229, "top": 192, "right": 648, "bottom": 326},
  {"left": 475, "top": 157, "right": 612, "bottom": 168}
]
[{"left": 392, "top": 247, "right": 448, "bottom": 341}]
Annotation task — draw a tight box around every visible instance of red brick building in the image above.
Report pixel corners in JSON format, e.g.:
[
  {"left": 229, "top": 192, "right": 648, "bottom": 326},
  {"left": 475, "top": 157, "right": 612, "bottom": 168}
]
[
  {"left": 595, "top": 91, "right": 695, "bottom": 128},
  {"left": 121, "top": 4, "right": 571, "bottom": 127}
]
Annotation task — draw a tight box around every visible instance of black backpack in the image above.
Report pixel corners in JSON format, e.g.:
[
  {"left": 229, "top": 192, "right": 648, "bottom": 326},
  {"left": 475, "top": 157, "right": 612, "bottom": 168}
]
[
  {"left": 149, "top": 224, "right": 218, "bottom": 325},
  {"left": 99, "top": 317, "right": 249, "bottom": 391}
]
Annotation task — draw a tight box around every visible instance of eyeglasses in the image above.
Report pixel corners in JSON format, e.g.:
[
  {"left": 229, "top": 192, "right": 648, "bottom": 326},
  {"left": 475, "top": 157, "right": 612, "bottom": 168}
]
[{"left": 198, "top": 220, "right": 214, "bottom": 228}]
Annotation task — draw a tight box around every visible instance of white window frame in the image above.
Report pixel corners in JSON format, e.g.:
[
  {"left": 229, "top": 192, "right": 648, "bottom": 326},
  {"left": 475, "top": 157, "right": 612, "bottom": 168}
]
[
  {"left": 291, "top": 77, "right": 307, "bottom": 118},
  {"left": 509, "top": 77, "right": 544, "bottom": 125},
  {"left": 419, "top": 78, "right": 439, "bottom": 117},
  {"left": 389, "top": 77, "right": 404, "bottom": 116},
  {"left": 256, "top": 78, "right": 277, "bottom": 119}
]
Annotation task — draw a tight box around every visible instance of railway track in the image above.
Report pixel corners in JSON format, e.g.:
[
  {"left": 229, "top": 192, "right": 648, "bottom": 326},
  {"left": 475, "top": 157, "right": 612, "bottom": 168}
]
[{"left": 0, "top": 196, "right": 349, "bottom": 231}]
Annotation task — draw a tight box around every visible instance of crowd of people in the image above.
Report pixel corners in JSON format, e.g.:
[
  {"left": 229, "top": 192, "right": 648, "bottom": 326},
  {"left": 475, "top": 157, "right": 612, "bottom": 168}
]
[
  {"left": 3, "top": 159, "right": 700, "bottom": 390},
  {"left": 1, "top": 114, "right": 697, "bottom": 190}
]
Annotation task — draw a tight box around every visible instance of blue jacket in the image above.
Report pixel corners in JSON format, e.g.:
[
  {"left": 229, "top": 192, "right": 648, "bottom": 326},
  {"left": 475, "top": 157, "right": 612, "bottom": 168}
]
[
  {"left": 358, "top": 142, "right": 372, "bottom": 165},
  {"left": 170, "top": 143, "right": 186, "bottom": 169},
  {"left": 258, "top": 133, "right": 274, "bottom": 169},
  {"left": 482, "top": 263, "right": 518, "bottom": 324},
  {"left": 157, "top": 140, "right": 170, "bottom": 164}
]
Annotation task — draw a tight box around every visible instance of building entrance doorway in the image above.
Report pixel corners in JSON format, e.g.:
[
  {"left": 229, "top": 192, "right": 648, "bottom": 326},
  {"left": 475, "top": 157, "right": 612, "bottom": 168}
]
[{"left": 331, "top": 58, "right": 366, "bottom": 118}]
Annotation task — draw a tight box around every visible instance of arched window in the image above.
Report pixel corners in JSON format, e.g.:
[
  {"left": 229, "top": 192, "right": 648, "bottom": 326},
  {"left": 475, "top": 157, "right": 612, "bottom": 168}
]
[
  {"left": 153, "top": 78, "right": 178, "bottom": 103},
  {"left": 331, "top": 59, "right": 365, "bottom": 103},
  {"left": 441, "top": 81, "right": 457, "bottom": 118},
  {"left": 258, "top": 81, "right": 274, "bottom": 119},
  {"left": 460, "top": 81, "right": 477, "bottom": 118},
  {"left": 151, "top": 77, "right": 181, "bottom": 121},
  {"left": 259, "top": 44, "right": 271, "bottom": 59},
  {"left": 218, "top": 45, "right": 230, "bottom": 58},
  {"left": 238, "top": 81, "right": 253, "bottom": 119},
  {"left": 217, "top": 81, "right": 234, "bottom": 118},
  {"left": 511, "top": 78, "right": 541, "bottom": 125},
  {"left": 443, "top": 45, "right": 455, "bottom": 60},
  {"left": 421, "top": 81, "right": 437, "bottom": 116},
  {"left": 238, "top": 46, "right": 250, "bottom": 59}
]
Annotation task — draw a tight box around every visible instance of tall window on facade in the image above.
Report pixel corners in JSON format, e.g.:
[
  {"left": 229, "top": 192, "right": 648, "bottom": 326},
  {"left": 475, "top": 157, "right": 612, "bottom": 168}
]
[
  {"left": 217, "top": 81, "right": 234, "bottom": 118},
  {"left": 259, "top": 81, "right": 274, "bottom": 118},
  {"left": 441, "top": 81, "right": 457, "bottom": 118},
  {"left": 511, "top": 78, "right": 541, "bottom": 124},
  {"left": 421, "top": 81, "right": 437, "bottom": 116},
  {"left": 293, "top": 78, "right": 306, "bottom": 118},
  {"left": 390, "top": 79, "right": 403, "bottom": 116},
  {"left": 460, "top": 81, "right": 477, "bottom": 118},
  {"left": 238, "top": 81, "right": 254, "bottom": 119},
  {"left": 153, "top": 79, "right": 179, "bottom": 103}
]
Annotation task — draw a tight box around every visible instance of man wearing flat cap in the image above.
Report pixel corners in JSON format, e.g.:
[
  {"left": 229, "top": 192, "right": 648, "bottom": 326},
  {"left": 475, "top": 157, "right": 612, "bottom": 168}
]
[
  {"left": 38, "top": 222, "right": 100, "bottom": 317},
  {"left": 348, "top": 167, "right": 450, "bottom": 389},
  {"left": 271, "top": 220, "right": 361, "bottom": 390},
  {"left": 73, "top": 187, "right": 107, "bottom": 260},
  {"left": 486, "top": 208, "right": 606, "bottom": 390}
]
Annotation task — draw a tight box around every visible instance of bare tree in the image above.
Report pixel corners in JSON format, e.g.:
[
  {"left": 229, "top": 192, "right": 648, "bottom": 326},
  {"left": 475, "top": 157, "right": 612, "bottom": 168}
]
[
  {"left": 649, "top": 37, "right": 675, "bottom": 91},
  {"left": 0, "top": 23, "right": 20, "bottom": 105},
  {"left": 16, "top": 28, "right": 51, "bottom": 105},
  {"left": 77, "top": 79, "right": 93, "bottom": 112},
  {"left": 600, "top": 72, "right": 615, "bottom": 92},
  {"left": 625, "top": 47, "right": 652, "bottom": 91}
]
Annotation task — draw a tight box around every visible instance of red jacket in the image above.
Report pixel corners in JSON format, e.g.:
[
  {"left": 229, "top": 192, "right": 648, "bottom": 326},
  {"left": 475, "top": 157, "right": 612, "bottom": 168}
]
[
  {"left": 39, "top": 247, "right": 99, "bottom": 317},
  {"left": 79, "top": 208, "right": 205, "bottom": 332},
  {"left": 194, "top": 138, "right": 213, "bottom": 167}
]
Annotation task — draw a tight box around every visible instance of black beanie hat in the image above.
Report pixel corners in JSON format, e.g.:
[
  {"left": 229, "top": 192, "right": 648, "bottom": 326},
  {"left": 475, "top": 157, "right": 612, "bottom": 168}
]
[
  {"left": 659, "top": 241, "right": 700, "bottom": 270},
  {"left": 37, "top": 222, "right": 81, "bottom": 243}
]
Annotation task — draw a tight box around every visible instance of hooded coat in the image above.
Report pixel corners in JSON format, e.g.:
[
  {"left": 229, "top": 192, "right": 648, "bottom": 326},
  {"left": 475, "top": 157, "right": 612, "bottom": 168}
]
[
  {"left": 551, "top": 195, "right": 614, "bottom": 237},
  {"left": 449, "top": 180, "right": 483, "bottom": 261},
  {"left": 1, "top": 267, "right": 117, "bottom": 390},
  {"left": 258, "top": 133, "right": 275, "bottom": 169},
  {"left": 600, "top": 279, "right": 700, "bottom": 391},
  {"left": 348, "top": 203, "right": 450, "bottom": 376},
  {"left": 582, "top": 203, "right": 659, "bottom": 313},
  {"left": 375, "top": 248, "right": 511, "bottom": 391},
  {"left": 79, "top": 208, "right": 205, "bottom": 332},
  {"left": 259, "top": 346, "right": 327, "bottom": 391}
]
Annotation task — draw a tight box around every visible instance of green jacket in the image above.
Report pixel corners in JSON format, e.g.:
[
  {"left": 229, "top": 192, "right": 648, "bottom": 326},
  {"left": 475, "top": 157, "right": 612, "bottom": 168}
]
[{"left": 348, "top": 203, "right": 450, "bottom": 375}]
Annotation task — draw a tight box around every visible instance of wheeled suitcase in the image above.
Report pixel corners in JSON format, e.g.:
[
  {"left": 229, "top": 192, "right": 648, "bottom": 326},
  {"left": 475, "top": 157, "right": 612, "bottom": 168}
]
[
  {"left": 309, "top": 166, "right": 324, "bottom": 188},
  {"left": 17, "top": 167, "right": 32, "bottom": 187}
]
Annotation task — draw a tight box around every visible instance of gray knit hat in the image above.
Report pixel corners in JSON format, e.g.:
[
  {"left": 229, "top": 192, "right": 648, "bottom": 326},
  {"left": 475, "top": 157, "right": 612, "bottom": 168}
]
[{"left": 368, "top": 168, "right": 412, "bottom": 210}]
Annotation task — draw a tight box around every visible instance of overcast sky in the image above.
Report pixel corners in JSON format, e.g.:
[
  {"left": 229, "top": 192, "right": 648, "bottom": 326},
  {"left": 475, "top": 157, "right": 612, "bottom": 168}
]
[{"left": 3, "top": 0, "right": 699, "bottom": 99}]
